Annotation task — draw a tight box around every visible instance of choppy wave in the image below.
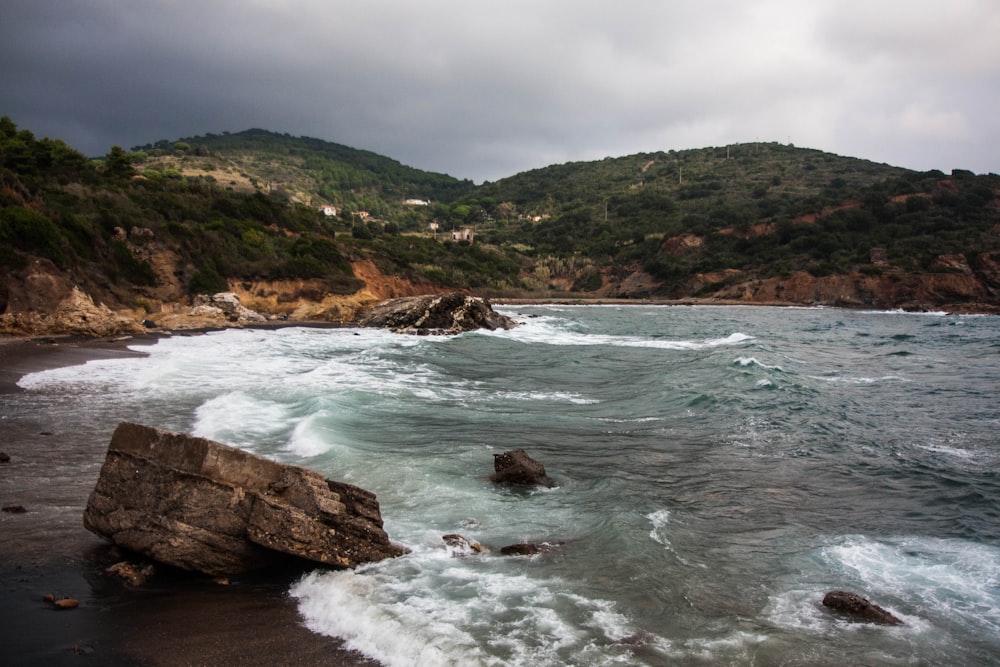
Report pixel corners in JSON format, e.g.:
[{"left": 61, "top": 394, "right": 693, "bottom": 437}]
[
  {"left": 487, "top": 317, "right": 753, "bottom": 351},
  {"left": 13, "top": 306, "right": 1000, "bottom": 666},
  {"left": 766, "top": 534, "right": 1000, "bottom": 656},
  {"left": 291, "top": 554, "right": 653, "bottom": 666}
]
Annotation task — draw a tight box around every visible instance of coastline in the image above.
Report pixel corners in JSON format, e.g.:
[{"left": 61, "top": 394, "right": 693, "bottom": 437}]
[
  {"left": 490, "top": 295, "right": 1000, "bottom": 314},
  {"left": 0, "top": 331, "right": 378, "bottom": 666}
]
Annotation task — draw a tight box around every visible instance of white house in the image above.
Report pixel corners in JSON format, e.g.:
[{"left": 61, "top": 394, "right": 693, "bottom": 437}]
[
  {"left": 404, "top": 198, "right": 431, "bottom": 206},
  {"left": 320, "top": 205, "right": 338, "bottom": 217}
]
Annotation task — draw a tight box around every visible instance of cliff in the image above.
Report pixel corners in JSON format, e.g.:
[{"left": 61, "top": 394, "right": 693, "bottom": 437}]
[
  {"left": 0, "top": 249, "right": 441, "bottom": 336},
  {"left": 2, "top": 249, "right": 997, "bottom": 339}
]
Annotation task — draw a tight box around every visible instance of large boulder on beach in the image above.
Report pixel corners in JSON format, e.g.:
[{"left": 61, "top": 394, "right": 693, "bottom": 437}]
[
  {"left": 491, "top": 449, "right": 556, "bottom": 487},
  {"left": 83, "top": 422, "right": 407, "bottom": 576},
  {"left": 357, "top": 293, "right": 518, "bottom": 334},
  {"left": 822, "top": 590, "right": 903, "bottom": 625},
  {"left": 191, "top": 292, "right": 267, "bottom": 324}
]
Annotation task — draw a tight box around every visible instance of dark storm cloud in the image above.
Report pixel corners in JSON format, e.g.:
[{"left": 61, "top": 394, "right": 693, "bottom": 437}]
[{"left": 3, "top": 1, "right": 998, "bottom": 182}]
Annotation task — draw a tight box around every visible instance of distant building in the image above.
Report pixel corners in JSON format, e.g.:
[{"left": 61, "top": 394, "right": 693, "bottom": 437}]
[
  {"left": 404, "top": 198, "right": 431, "bottom": 206},
  {"left": 451, "top": 228, "right": 474, "bottom": 244},
  {"left": 353, "top": 211, "right": 371, "bottom": 220},
  {"left": 320, "top": 205, "right": 338, "bottom": 217}
]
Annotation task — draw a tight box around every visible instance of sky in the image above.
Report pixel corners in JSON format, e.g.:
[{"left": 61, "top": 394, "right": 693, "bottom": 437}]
[{"left": 2, "top": 1, "right": 999, "bottom": 183}]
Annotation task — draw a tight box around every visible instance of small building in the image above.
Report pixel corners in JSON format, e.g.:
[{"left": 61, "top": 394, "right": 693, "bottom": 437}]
[
  {"left": 320, "top": 205, "right": 338, "bottom": 217},
  {"left": 405, "top": 198, "right": 431, "bottom": 206},
  {"left": 451, "top": 228, "right": 474, "bottom": 244}
]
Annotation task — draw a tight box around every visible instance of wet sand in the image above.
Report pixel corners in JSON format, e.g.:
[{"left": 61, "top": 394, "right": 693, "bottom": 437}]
[{"left": 0, "top": 333, "right": 379, "bottom": 666}]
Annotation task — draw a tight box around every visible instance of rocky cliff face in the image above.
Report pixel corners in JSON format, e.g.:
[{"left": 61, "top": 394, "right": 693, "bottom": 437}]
[
  {"left": 2, "top": 243, "right": 998, "bottom": 338},
  {"left": 0, "top": 250, "right": 442, "bottom": 335},
  {"left": 596, "top": 251, "right": 1000, "bottom": 313}
]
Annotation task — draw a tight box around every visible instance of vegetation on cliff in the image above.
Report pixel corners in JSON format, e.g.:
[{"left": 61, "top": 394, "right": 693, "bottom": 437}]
[{"left": 2, "top": 116, "right": 998, "bottom": 328}]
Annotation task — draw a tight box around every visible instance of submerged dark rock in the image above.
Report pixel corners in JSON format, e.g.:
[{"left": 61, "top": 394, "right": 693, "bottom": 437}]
[
  {"left": 822, "top": 590, "right": 903, "bottom": 625},
  {"left": 499, "top": 542, "right": 564, "bottom": 556},
  {"left": 358, "top": 293, "right": 518, "bottom": 334},
  {"left": 491, "top": 449, "right": 556, "bottom": 488},
  {"left": 83, "top": 422, "right": 407, "bottom": 577}
]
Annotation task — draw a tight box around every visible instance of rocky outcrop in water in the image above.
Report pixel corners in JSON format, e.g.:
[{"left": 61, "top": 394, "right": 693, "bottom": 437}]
[
  {"left": 358, "top": 293, "right": 518, "bottom": 334},
  {"left": 490, "top": 449, "right": 556, "bottom": 488},
  {"left": 442, "top": 534, "right": 486, "bottom": 555},
  {"left": 83, "top": 422, "right": 407, "bottom": 576},
  {"left": 822, "top": 590, "right": 903, "bottom": 625},
  {"left": 499, "top": 542, "right": 564, "bottom": 556}
]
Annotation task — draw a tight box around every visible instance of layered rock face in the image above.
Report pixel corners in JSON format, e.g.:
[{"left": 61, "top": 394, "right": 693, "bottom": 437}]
[
  {"left": 358, "top": 293, "right": 519, "bottom": 334},
  {"left": 83, "top": 422, "right": 407, "bottom": 576}
]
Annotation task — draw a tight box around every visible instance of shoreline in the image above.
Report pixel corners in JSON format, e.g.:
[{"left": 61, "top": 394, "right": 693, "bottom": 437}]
[
  {"left": 490, "top": 295, "right": 1000, "bottom": 314},
  {"left": 0, "top": 331, "right": 379, "bottom": 666}
]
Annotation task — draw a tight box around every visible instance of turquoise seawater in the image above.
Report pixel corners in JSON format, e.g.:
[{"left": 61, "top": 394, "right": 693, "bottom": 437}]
[{"left": 16, "top": 305, "right": 1000, "bottom": 665}]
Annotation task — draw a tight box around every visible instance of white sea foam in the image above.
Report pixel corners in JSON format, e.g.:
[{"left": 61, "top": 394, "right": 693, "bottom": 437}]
[
  {"left": 492, "top": 321, "right": 754, "bottom": 351},
  {"left": 647, "top": 509, "right": 672, "bottom": 547},
  {"left": 17, "top": 352, "right": 150, "bottom": 392},
  {"left": 914, "top": 443, "right": 977, "bottom": 461},
  {"left": 191, "top": 391, "right": 294, "bottom": 448},
  {"left": 292, "top": 567, "right": 487, "bottom": 666},
  {"left": 646, "top": 509, "right": 705, "bottom": 568},
  {"left": 860, "top": 308, "right": 949, "bottom": 317},
  {"left": 767, "top": 535, "right": 1000, "bottom": 639},
  {"left": 825, "top": 535, "right": 1000, "bottom": 631},
  {"left": 290, "top": 553, "right": 648, "bottom": 667},
  {"left": 809, "top": 374, "right": 906, "bottom": 385},
  {"left": 734, "top": 356, "right": 784, "bottom": 371},
  {"left": 500, "top": 390, "right": 597, "bottom": 404},
  {"left": 284, "top": 414, "right": 335, "bottom": 457},
  {"left": 667, "top": 631, "right": 769, "bottom": 661}
]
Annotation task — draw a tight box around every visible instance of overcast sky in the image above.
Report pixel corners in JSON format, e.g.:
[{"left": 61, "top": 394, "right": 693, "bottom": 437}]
[{"left": 3, "top": 1, "right": 999, "bottom": 183}]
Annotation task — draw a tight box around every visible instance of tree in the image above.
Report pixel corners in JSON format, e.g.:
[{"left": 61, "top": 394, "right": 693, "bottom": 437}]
[
  {"left": 104, "top": 146, "right": 135, "bottom": 179},
  {"left": 496, "top": 201, "right": 516, "bottom": 224}
]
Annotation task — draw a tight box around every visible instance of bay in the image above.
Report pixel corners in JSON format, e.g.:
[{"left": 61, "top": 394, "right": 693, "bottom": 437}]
[{"left": 11, "top": 305, "right": 1000, "bottom": 665}]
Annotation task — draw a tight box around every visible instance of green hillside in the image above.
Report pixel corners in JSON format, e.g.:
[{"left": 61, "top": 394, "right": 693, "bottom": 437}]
[
  {"left": 2, "top": 115, "right": 999, "bottom": 316},
  {"left": 462, "top": 144, "right": 999, "bottom": 291},
  {"left": 132, "top": 128, "right": 475, "bottom": 213}
]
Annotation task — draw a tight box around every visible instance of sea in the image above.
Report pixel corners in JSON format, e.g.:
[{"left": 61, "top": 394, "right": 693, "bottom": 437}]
[{"left": 11, "top": 305, "right": 1000, "bottom": 665}]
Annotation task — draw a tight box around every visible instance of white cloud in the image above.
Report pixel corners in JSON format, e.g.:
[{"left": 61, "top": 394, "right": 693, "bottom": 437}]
[{"left": 898, "top": 106, "right": 971, "bottom": 141}]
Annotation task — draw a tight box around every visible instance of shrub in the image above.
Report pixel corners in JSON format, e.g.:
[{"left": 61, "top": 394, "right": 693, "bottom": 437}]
[{"left": 0, "top": 206, "right": 68, "bottom": 266}]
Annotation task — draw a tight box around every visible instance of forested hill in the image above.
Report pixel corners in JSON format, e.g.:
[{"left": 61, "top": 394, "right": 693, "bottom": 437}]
[
  {"left": 1, "top": 116, "right": 999, "bottom": 337},
  {"left": 132, "top": 128, "right": 475, "bottom": 215}
]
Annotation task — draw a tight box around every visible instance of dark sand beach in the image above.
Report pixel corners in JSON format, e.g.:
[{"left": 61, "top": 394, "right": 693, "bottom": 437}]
[{"left": 0, "top": 334, "right": 379, "bottom": 666}]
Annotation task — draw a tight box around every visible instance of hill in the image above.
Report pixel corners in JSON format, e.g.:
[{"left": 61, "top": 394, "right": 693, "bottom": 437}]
[
  {"left": 1, "top": 117, "right": 998, "bottom": 336},
  {"left": 131, "top": 128, "right": 475, "bottom": 212}
]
